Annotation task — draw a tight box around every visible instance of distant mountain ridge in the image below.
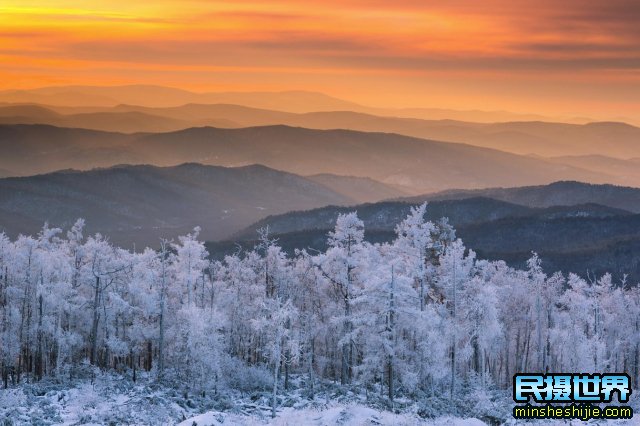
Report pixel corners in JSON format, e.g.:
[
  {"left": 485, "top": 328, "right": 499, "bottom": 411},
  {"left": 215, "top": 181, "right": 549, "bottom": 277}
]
[
  {"left": 0, "top": 85, "right": 605, "bottom": 124},
  {"left": 1, "top": 102, "right": 638, "bottom": 158},
  {"left": 0, "top": 163, "right": 363, "bottom": 246},
  {"left": 0, "top": 123, "right": 609, "bottom": 193},
  {"left": 543, "top": 155, "right": 640, "bottom": 187},
  {"left": 410, "top": 181, "right": 640, "bottom": 213},
  {"left": 0, "top": 86, "right": 363, "bottom": 112}
]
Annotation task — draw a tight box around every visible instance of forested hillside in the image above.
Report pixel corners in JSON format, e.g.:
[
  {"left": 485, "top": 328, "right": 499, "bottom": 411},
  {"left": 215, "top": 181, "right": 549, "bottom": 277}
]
[
  {"left": 0, "top": 163, "right": 356, "bottom": 245},
  {"left": 221, "top": 196, "right": 640, "bottom": 282},
  {"left": 1, "top": 205, "right": 637, "bottom": 423}
]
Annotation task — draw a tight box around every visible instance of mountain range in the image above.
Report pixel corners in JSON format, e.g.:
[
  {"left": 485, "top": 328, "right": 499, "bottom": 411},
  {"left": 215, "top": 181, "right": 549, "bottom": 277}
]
[
  {"left": 0, "top": 124, "right": 612, "bottom": 193},
  {"left": 0, "top": 85, "right": 606, "bottom": 123},
  {"left": 217, "top": 181, "right": 640, "bottom": 282},
  {"left": 0, "top": 163, "right": 366, "bottom": 246},
  {"left": 1, "top": 85, "right": 638, "bottom": 281},
  {"left": 411, "top": 180, "right": 640, "bottom": 213},
  {"left": 1, "top": 156, "right": 638, "bottom": 280},
  {"left": 1, "top": 103, "right": 638, "bottom": 158},
  {"left": 3, "top": 160, "right": 636, "bottom": 279}
]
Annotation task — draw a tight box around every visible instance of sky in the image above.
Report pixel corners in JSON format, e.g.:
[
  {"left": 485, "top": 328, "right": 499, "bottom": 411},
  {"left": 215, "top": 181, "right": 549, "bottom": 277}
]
[{"left": 1, "top": 0, "right": 639, "bottom": 119}]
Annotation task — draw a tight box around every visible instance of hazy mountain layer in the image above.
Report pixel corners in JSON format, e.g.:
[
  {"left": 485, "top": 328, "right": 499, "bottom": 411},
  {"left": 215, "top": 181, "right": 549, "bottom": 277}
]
[
  {"left": 134, "top": 126, "right": 612, "bottom": 193},
  {"left": 2, "top": 103, "right": 638, "bottom": 159},
  {"left": 0, "top": 124, "right": 139, "bottom": 176},
  {"left": 0, "top": 123, "right": 609, "bottom": 192},
  {"left": 0, "top": 163, "right": 359, "bottom": 246},
  {"left": 0, "top": 85, "right": 601, "bottom": 124},
  {"left": 305, "top": 174, "right": 408, "bottom": 203},
  {"left": 544, "top": 155, "right": 640, "bottom": 187},
  {"left": 0, "top": 86, "right": 362, "bottom": 112}
]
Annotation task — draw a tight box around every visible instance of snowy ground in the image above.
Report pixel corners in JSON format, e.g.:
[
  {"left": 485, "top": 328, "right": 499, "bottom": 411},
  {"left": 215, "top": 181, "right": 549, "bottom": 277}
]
[
  {"left": 178, "top": 405, "right": 488, "bottom": 426},
  {"left": 0, "top": 377, "right": 184, "bottom": 425},
  {"left": 0, "top": 374, "right": 637, "bottom": 425},
  {"left": 180, "top": 406, "right": 639, "bottom": 426},
  {"left": 0, "top": 378, "right": 486, "bottom": 426}
]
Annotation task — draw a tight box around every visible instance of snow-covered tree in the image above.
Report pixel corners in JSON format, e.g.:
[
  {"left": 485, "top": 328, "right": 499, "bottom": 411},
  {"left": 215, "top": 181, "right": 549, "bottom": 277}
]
[
  {"left": 0, "top": 207, "right": 637, "bottom": 417},
  {"left": 316, "top": 212, "right": 366, "bottom": 385}
]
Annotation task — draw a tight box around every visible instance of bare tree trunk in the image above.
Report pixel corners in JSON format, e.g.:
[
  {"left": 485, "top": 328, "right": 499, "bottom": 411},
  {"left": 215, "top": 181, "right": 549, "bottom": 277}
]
[
  {"left": 35, "top": 293, "right": 43, "bottom": 380},
  {"left": 158, "top": 295, "right": 165, "bottom": 377},
  {"left": 387, "top": 267, "right": 395, "bottom": 402},
  {"left": 158, "top": 241, "right": 168, "bottom": 380},
  {"left": 271, "top": 343, "right": 281, "bottom": 418},
  {"left": 17, "top": 255, "right": 32, "bottom": 384},
  {"left": 146, "top": 341, "right": 152, "bottom": 371},
  {"left": 132, "top": 350, "right": 137, "bottom": 383},
  {"left": 308, "top": 337, "right": 315, "bottom": 397},
  {"left": 90, "top": 276, "right": 100, "bottom": 365},
  {"left": 341, "top": 297, "right": 351, "bottom": 385},
  {"left": 450, "top": 256, "right": 457, "bottom": 401}
]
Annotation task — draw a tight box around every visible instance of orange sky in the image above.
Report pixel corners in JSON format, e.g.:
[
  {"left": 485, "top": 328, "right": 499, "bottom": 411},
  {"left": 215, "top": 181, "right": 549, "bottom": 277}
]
[{"left": 1, "top": 0, "right": 639, "bottom": 119}]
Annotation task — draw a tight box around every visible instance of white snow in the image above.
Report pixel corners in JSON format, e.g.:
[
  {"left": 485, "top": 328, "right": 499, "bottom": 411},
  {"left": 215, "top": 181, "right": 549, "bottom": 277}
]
[
  {"left": 1, "top": 376, "right": 489, "bottom": 426},
  {"left": 2, "top": 376, "right": 638, "bottom": 425},
  {"left": 178, "top": 404, "right": 488, "bottom": 426}
]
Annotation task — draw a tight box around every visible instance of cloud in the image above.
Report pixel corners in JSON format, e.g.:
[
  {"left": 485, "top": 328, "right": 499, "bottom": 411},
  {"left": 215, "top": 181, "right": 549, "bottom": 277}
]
[{"left": 0, "top": 0, "right": 638, "bottom": 118}]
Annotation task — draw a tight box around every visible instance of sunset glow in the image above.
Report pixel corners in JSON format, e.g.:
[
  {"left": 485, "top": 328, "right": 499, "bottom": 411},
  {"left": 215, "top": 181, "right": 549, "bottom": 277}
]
[{"left": 2, "top": 0, "right": 639, "bottom": 118}]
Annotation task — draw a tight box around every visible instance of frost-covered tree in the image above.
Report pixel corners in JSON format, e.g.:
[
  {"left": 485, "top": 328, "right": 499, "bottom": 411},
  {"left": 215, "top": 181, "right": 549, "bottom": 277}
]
[
  {"left": 0, "top": 207, "right": 638, "bottom": 415},
  {"left": 316, "top": 212, "right": 366, "bottom": 385},
  {"left": 252, "top": 297, "right": 298, "bottom": 417},
  {"left": 437, "top": 239, "right": 475, "bottom": 399},
  {"left": 172, "top": 227, "right": 208, "bottom": 307}
]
